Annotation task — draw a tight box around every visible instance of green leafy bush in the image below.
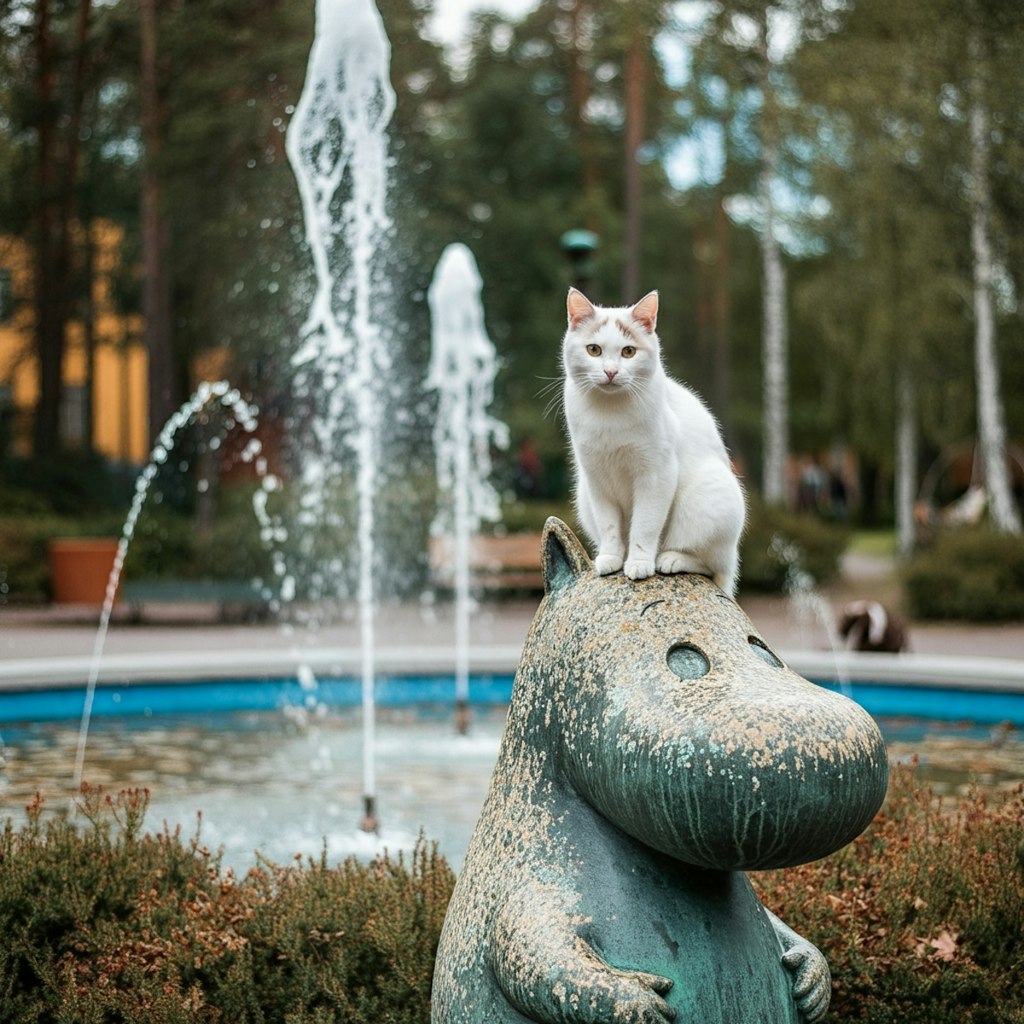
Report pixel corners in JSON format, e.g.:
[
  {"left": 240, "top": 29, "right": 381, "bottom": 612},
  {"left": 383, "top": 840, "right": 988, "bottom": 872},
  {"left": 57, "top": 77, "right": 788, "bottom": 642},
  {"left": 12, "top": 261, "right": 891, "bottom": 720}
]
[
  {"left": 494, "top": 497, "right": 578, "bottom": 535},
  {"left": 740, "top": 497, "right": 851, "bottom": 592},
  {"left": 756, "top": 769, "right": 1024, "bottom": 1023},
  {"left": 0, "top": 516, "right": 73, "bottom": 601},
  {"left": 118, "top": 505, "right": 198, "bottom": 579},
  {"left": 0, "top": 787, "right": 455, "bottom": 1024},
  {"left": 0, "top": 482, "right": 285, "bottom": 600},
  {"left": 0, "top": 454, "right": 135, "bottom": 515},
  {"left": 903, "top": 528, "right": 1024, "bottom": 621}
]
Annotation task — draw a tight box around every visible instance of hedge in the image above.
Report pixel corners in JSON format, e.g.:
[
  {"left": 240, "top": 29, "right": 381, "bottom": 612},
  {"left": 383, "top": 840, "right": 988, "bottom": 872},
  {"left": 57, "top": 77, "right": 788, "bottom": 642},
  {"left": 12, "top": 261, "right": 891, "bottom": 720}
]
[
  {"left": 755, "top": 768, "right": 1024, "bottom": 1022},
  {"left": 740, "top": 497, "right": 851, "bottom": 592},
  {"left": 2, "top": 774, "right": 1022, "bottom": 1022},
  {"left": 903, "top": 528, "right": 1024, "bottom": 621},
  {"left": 0, "top": 787, "right": 453, "bottom": 1024}
]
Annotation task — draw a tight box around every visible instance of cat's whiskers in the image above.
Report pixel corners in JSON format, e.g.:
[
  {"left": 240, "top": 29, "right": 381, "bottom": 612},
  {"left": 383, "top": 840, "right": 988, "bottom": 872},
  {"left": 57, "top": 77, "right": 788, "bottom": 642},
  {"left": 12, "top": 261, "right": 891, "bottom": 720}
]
[
  {"left": 536, "top": 376, "right": 565, "bottom": 419},
  {"left": 623, "top": 376, "right": 650, "bottom": 400},
  {"left": 535, "top": 376, "right": 562, "bottom": 399},
  {"left": 543, "top": 391, "right": 565, "bottom": 419}
]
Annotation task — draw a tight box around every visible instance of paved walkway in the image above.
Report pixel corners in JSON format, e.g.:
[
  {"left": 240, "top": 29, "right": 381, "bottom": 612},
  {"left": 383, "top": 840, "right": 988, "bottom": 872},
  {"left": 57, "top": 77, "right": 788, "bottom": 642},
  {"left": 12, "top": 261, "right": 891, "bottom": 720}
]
[{"left": 1, "top": 550, "right": 1022, "bottom": 682}]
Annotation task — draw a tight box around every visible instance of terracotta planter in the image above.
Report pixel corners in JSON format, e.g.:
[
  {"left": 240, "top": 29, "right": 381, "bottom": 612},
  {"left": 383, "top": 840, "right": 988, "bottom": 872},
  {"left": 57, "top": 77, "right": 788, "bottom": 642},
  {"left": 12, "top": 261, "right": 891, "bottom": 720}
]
[{"left": 49, "top": 538, "right": 121, "bottom": 606}]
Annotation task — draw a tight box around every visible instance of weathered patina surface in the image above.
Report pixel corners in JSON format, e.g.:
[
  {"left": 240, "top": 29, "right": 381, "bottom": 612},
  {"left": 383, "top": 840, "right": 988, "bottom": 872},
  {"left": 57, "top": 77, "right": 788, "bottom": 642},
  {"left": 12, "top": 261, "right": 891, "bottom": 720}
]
[{"left": 432, "top": 518, "right": 888, "bottom": 1023}]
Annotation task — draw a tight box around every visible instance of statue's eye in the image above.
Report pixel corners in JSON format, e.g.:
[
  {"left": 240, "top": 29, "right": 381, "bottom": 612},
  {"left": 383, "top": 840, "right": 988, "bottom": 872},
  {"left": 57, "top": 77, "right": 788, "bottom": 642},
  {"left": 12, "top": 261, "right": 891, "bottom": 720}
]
[
  {"left": 667, "top": 643, "right": 710, "bottom": 680},
  {"left": 586, "top": 343, "right": 602, "bottom": 357},
  {"left": 748, "top": 637, "right": 784, "bottom": 668},
  {"left": 621, "top": 345, "right": 636, "bottom": 358}
]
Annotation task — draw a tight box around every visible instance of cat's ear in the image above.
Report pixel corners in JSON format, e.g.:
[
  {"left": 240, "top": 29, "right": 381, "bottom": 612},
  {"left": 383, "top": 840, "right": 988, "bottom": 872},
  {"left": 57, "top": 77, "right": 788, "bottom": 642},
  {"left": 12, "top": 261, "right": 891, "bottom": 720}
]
[
  {"left": 567, "top": 288, "right": 597, "bottom": 329},
  {"left": 630, "top": 291, "right": 659, "bottom": 333},
  {"left": 541, "top": 516, "right": 591, "bottom": 596}
]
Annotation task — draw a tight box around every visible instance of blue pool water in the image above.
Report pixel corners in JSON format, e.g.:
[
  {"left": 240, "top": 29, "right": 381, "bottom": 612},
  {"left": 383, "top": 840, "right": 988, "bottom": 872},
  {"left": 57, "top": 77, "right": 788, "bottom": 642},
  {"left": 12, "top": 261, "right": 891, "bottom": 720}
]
[
  {"left": 0, "top": 674, "right": 1021, "bottom": 726},
  {"left": 0, "top": 674, "right": 517, "bottom": 724}
]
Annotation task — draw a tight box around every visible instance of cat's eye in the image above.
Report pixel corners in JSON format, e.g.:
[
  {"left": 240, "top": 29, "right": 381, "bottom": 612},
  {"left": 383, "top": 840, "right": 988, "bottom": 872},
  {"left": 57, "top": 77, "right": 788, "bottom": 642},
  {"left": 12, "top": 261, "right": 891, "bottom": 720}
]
[
  {"left": 667, "top": 643, "right": 710, "bottom": 680},
  {"left": 621, "top": 345, "right": 636, "bottom": 358},
  {"left": 586, "top": 343, "right": 602, "bottom": 357},
  {"left": 748, "top": 637, "right": 784, "bottom": 668}
]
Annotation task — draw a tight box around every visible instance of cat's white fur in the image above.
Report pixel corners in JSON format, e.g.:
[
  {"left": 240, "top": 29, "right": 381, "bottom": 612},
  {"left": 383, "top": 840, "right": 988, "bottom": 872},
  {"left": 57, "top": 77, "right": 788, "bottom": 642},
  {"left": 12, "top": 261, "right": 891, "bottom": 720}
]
[{"left": 562, "top": 287, "right": 746, "bottom": 595}]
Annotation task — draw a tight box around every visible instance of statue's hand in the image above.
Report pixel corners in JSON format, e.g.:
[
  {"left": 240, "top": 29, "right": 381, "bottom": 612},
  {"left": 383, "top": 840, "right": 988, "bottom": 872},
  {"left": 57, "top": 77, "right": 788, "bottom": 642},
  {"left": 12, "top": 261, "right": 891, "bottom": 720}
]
[
  {"left": 781, "top": 940, "right": 831, "bottom": 1023},
  {"left": 589, "top": 962, "right": 676, "bottom": 1023},
  {"left": 490, "top": 883, "right": 676, "bottom": 1023}
]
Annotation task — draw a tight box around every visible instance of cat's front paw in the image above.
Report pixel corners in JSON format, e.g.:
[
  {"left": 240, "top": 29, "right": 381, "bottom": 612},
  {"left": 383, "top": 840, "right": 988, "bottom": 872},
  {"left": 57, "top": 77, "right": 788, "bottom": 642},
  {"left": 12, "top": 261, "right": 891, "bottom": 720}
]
[
  {"left": 656, "top": 550, "right": 712, "bottom": 577},
  {"left": 624, "top": 559, "right": 655, "bottom": 580},
  {"left": 594, "top": 553, "right": 624, "bottom": 575}
]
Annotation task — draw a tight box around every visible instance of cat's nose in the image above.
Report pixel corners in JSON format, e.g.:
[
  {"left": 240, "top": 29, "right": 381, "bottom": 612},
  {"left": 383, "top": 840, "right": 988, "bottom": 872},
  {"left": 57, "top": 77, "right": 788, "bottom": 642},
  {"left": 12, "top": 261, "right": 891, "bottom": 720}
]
[{"left": 604, "top": 368, "right": 618, "bottom": 381}]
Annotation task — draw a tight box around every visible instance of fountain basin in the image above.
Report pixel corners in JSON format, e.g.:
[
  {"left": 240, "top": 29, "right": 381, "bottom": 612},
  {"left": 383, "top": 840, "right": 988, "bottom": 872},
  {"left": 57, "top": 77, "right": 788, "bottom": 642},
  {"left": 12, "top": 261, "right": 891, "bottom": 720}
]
[
  {"left": 0, "top": 673, "right": 515, "bottom": 723},
  {"left": 0, "top": 671, "right": 1019, "bottom": 874},
  {"left": 0, "top": 650, "right": 1020, "bottom": 723}
]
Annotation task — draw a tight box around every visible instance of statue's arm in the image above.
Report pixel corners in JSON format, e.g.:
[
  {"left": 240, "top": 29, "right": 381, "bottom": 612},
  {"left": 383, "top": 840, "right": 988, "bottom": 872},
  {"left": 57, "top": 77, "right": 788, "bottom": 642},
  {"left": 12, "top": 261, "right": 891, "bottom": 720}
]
[
  {"left": 765, "top": 909, "right": 831, "bottom": 1023},
  {"left": 488, "top": 883, "right": 675, "bottom": 1024}
]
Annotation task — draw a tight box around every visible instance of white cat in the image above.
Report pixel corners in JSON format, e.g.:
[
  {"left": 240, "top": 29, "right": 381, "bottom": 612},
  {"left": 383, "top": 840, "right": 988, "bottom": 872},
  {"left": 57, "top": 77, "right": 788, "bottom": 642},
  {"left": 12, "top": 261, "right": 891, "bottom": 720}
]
[{"left": 562, "top": 287, "right": 746, "bottom": 595}]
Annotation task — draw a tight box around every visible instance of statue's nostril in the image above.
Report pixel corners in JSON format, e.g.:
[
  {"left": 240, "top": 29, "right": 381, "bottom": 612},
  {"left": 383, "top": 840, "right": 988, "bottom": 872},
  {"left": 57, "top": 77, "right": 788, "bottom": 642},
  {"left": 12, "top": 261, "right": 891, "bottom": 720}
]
[
  {"left": 748, "top": 637, "right": 784, "bottom": 668},
  {"left": 667, "top": 644, "right": 710, "bottom": 680}
]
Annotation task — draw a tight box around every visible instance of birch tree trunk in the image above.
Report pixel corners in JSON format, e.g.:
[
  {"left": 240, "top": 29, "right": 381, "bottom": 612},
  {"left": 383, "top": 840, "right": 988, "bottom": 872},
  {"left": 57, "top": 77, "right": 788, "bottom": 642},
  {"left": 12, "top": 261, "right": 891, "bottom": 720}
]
[
  {"left": 968, "top": 27, "right": 1021, "bottom": 533},
  {"left": 895, "top": 364, "right": 917, "bottom": 559},
  {"left": 622, "top": 23, "right": 645, "bottom": 302},
  {"left": 760, "top": 122, "right": 788, "bottom": 505}
]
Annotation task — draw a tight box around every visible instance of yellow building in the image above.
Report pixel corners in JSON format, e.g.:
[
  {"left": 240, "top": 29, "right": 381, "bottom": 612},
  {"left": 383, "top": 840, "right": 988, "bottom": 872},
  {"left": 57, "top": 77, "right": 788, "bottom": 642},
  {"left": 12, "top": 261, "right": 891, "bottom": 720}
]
[{"left": 0, "top": 220, "right": 148, "bottom": 464}]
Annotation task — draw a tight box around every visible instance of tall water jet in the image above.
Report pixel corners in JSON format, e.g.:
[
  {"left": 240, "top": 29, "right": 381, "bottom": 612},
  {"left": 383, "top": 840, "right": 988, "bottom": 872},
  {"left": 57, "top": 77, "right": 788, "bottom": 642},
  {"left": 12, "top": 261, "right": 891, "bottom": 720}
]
[
  {"left": 428, "top": 244, "right": 508, "bottom": 733},
  {"left": 285, "top": 0, "right": 395, "bottom": 831}
]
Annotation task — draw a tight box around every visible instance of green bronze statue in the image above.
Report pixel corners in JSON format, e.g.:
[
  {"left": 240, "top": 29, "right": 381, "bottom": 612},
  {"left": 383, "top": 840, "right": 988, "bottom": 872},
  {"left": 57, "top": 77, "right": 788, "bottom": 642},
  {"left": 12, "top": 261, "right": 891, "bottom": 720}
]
[{"left": 432, "top": 519, "right": 888, "bottom": 1023}]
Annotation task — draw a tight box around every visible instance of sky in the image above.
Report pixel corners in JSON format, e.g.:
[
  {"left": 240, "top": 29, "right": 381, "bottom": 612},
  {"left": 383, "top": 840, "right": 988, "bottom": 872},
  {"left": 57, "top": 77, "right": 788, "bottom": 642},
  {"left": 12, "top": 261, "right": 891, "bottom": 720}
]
[{"left": 426, "top": 0, "right": 536, "bottom": 48}]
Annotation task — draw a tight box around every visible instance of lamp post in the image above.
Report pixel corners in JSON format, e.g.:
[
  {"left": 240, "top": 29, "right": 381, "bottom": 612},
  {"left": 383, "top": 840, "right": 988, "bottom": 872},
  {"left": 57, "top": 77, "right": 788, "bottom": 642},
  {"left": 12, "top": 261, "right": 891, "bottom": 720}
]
[{"left": 560, "top": 229, "right": 599, "bottom": 295}]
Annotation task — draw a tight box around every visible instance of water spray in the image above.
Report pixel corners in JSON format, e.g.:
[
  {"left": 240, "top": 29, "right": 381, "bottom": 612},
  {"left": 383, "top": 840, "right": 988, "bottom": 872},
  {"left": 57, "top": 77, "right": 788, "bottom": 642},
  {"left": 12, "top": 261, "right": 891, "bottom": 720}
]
[
  {"left": 286, "top": 0, "right": 395, "bottom": 830},
  {"left": 74, "top": 381, "right": 282, "bottom": 789},
  {"left": 428, "top": 244, "right": 508, "bottom": 734}
]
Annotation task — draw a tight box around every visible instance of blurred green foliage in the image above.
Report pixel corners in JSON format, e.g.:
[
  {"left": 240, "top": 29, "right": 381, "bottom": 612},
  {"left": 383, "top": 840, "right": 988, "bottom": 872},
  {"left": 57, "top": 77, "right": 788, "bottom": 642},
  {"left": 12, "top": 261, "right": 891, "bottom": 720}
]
[
  {"left": 739, "top": 496, "right": 851, "bottom": 592},
  {"left": 903, "top": 528, "right": 1024, "bottom": 621},
  {"left": 2, "top": 0, "right": 1024, "bottom": 597}
]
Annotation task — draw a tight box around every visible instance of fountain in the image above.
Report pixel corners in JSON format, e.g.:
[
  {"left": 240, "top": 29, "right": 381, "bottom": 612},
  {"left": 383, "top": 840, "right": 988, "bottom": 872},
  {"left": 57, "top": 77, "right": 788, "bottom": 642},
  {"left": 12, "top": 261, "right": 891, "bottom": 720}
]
[
  {"left": 69, "top": 0, "right": 508, "bottom": 839},
  {"left": 285, "top": 0, "right": 396, "bottom": 831},
  {"left": 73, "top": 382, "right": 279, "bottom": 789},
  {"left": 428, "top": 243, "right": 508, "bottom": 733},
  {"left": 6, "top": 0, "right": 1017, "bottom": 890}
]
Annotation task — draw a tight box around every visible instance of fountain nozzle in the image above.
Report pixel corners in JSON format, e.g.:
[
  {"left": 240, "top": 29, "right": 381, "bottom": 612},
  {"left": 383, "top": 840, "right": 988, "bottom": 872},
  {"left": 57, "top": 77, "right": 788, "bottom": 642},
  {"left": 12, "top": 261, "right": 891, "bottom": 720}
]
[{"left": 359, "top": 795, "right": 379, "bottom": 835}]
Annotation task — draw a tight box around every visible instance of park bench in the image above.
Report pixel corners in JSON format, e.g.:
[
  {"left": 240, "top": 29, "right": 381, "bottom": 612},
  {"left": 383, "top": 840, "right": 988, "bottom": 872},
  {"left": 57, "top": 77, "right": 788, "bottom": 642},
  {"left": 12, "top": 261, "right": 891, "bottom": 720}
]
[
  {"left": 429, "top": 532, "right": 544, "bottom": 593},
  {"left": 120, "top": 578, "right": 275, "bottom": 623}
]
